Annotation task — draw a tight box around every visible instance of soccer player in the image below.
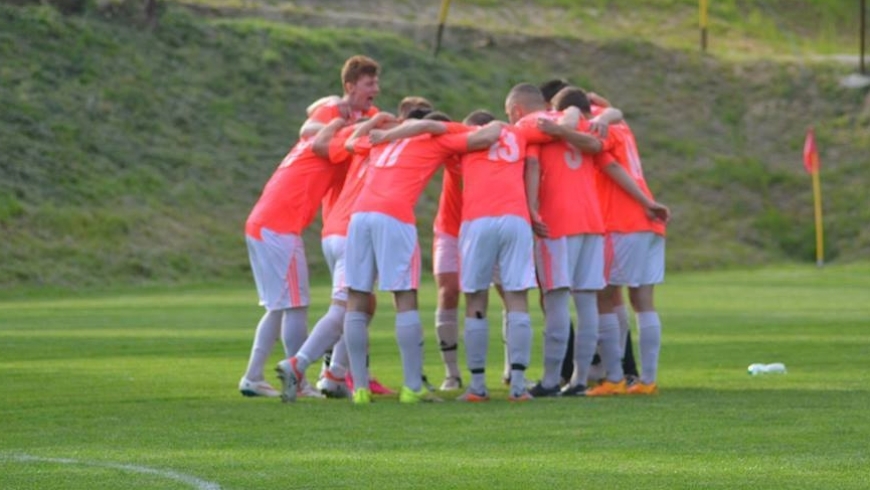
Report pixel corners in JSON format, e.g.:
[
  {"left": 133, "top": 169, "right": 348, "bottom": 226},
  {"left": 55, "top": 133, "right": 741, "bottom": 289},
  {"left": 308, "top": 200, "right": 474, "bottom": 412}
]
[
  {"left": 238, "top": 116, "right": 350, "bottom": 399},
  {"left": 508, "top": 83, "right": 612, "bottom": 398},
  {"left": 340, "top": 113, "right": 504, "bottom": 404},
  {"left": 277, "top": 98, "right": 436, "bottom": 402},
  {"left": 540, "top": 78, "right": 641, "bottom": 387},
  {"left": 299, "top": 55, "right": 380, "bottom": 136},
  {"left": 432, "top": 139, "right": 464, "bottom": 391},
  {"left": 453, "top": 109, "right": 550, "bottom": 402},
  {"left": 542, "top": 86, "right": 669, "bottom": 395}
]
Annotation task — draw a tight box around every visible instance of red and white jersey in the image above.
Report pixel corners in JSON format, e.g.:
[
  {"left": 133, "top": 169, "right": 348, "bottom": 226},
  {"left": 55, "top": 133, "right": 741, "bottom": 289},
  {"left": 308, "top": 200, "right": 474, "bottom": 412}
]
[
  {"left": 460, "top": 124, "right": 548, "bottom": 223},
  {"left": 352, "top": 124, "right": 472, "bottom": 225}
]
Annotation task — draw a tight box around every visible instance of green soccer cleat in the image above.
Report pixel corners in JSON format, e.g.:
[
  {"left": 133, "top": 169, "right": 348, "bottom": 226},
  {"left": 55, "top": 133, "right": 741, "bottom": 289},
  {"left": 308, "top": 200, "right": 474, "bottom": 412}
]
[
  {"left": 399, "top": 386, "right": 443, "bottom": 404},
  {"left": 352, "top": 388, "right": 372, "bottom": 405}
]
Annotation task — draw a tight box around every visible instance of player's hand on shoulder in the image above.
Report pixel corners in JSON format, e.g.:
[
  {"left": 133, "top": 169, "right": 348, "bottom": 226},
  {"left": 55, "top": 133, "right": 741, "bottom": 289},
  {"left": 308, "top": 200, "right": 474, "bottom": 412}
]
[
  {"left": 588, "top": 120, "right": 609, "bottom": 138},
  {"left": 536, "top": 117, "right": 562, "bottom": 136},
  {"left": 368, "top": 129, "right": 387, "bottom": 145},
  {"left": 373, "top": 112, "right": 397, "bottom": 125}
]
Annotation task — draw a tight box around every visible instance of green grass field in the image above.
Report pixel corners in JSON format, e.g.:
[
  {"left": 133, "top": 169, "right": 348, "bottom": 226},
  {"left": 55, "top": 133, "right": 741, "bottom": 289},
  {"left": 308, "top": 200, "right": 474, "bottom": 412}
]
[{"left": 1, "top": 264, "right": 869, "bottom": 489}]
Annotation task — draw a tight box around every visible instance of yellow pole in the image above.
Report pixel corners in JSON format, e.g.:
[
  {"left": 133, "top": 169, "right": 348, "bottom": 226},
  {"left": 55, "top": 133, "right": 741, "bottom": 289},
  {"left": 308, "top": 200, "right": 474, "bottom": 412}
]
[
  {"left": 811, "top": 165, "right": 824, "bottom": 267},
  {"left": 700, "top": 0, "right": 709, "bottom": 52},
  {"left": 434, "top": 0, "right": 453, "bottom": 57}
]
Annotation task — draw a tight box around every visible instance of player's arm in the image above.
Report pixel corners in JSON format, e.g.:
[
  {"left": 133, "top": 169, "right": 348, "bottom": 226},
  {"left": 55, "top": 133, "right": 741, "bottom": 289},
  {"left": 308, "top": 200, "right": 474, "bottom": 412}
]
[
  {"left": 312, "top": 118, "right": 348, "bottom": 158},
  {"left": 369, "top": 120, "right": 447, "bottom": 145},
  {"left": 344, "top": 112, "right": 397, "bottom": 152},
  {"left": 588, "top": 92, "right": 612, "bottom": 108},
  {"left": 588, "top": 107, "right": 623, "bottom": 138},
  {"left": 536, "top": 118, "right": 602, "bottom": 153},
  {"left": 524, "top": 153, "right": 549, "bottom": 237},
  {"left": 465, "top": 120, "right": 504, "bottom": 151},
  {"left": 601, "top": 160, "right": 670, "bottom": 223},
  {"left": 307, "top": 95, "right": 341, "bottom": 116}
]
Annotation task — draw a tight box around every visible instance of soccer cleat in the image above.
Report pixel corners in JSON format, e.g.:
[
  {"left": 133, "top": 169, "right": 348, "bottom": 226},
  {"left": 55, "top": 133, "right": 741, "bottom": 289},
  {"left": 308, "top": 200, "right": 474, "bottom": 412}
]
[
  {"left": 439, "top": 376, "right": 463, "bottom": 391},
  {"left": 560, "top": 383, "right": 588, "bottom": 397},
  {"left": 626, "top": 382, "right": 659, "bottom": 395},
  {"left": 528, "top": 381, "right": 562, "bottom": 398},
  {"left": 456, "top": 389, "right": 490, "bottom": 402},
  {"left": 585, "top": 379, "right": 628, "bottom": 396},
  {"left": 298, "top": 379, "right": 325, "bottom": 399},
  {"left": 369, "top": 377, "right": 396, "bottom": 395},
  {"left": 508, "top": 390, "right": 534, "bottom": 402},
  {"left": 625, "top": 374, "right": 640, "bottom": 388},
  {"left": 399, "top": 386, "right": 443, "bottom": 404},
  {"left": 586, "top": 363, "right": 606, "bottom": 387},
  {"left": 275, "top": 358, "right": 302, "bottom": 403},
  {"left": 319, "top": 371, "right": 351, "bottom": 399},
  {"left": 352, "top": 388, "right": 372, "bottom": 405},
  {"left": 238, "top": 377, "right": 280, "bottom": 398}
]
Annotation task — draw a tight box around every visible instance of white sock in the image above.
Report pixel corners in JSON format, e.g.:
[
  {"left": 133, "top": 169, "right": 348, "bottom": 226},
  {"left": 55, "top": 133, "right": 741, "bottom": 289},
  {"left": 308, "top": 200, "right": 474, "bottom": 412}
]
[
  {"left": 598, "top": 313, "right": 624, "bottom": 382},
  {"left": 637, "top": 311, "right": 662, "bottom": 384},
  {"left": 328, "top": 337, "right": 348, "bottom": 379},
  {"left": 343, "top": 311, "right": 370, "bottom": 390},
  {"left": 296, "top": 305, "right": 345, "bottom": 373},
  {"left": 501, "top": 310, "right": 510, "bottom": 380},
  {"left": 464, "top": 316, "right": 489, "bottom": 393},
  {"left": 542, "top": 290, "right": 570, "bottom": 388},
  {"left": 615, "top": 304, "right": 631, "bottom": 358},
  {"left": 395, "top": 310, "right": 423, "bottom": 391},
  {"left": 507, "top": 311, "right": 532, "bottom": 395},
  {"left": 436, "top": 308, "right": 461, "bottom": 378},
  {"left": 570, "top": 291, "right": 599, "bottom": 387},
  {"left": 243, "top": 309, "right": 282, "bottom": 381},
  {"left": 280, "top": 307, "right": 308, "bottom": 358}
]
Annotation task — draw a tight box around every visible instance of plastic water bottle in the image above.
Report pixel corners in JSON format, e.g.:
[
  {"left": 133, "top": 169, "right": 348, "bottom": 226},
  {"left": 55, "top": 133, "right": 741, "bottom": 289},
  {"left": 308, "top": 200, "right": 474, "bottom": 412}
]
[{"left": 747, "top": 363, "right": 787, "bottom": 375}]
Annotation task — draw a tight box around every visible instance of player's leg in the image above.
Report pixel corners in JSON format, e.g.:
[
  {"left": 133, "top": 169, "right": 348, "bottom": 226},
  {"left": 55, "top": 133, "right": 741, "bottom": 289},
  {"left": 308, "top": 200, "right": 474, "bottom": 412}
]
[
  {"left": 531, "top": 237, "right": 572, "bottom": 397},
  {"left": 498, "top": 216, "right": 537, "bottom": 401},
  {"left": 564, "top": 235, "right": 606, "bottom": 396},
  {"left": 433, "top": 233, "right": 462, "bottom": 389},
  {"left": 242, "top": 230, "right": 309, "bottom": 398},
  {"left": 626, "top": 232, "right": 665, "bottom": 395}
]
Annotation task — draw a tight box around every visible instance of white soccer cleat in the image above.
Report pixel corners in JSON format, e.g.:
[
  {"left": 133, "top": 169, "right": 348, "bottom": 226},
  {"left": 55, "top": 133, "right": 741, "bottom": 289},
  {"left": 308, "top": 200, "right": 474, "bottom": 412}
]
[
  {"left": 439, "top": 376, "right": 463, "bottom": 391},
  {"left": 238, "top": 377, "right": 280, "bottom": 398},
  {"left": 298, "top": 378, "right": 325, "bottom": 399}
]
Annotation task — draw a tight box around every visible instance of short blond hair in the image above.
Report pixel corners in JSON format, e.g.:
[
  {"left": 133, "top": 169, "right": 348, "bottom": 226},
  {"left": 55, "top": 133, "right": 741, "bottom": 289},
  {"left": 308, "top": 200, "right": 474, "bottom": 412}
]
[{"left": 397, "top": 96, "right": 434, "bottom": 119}]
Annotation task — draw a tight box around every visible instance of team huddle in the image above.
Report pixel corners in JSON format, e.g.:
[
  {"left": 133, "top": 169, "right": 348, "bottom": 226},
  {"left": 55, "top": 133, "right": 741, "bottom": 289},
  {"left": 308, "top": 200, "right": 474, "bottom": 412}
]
[{"left": 237, "top": 54, "right": 670, "bottom": 404}]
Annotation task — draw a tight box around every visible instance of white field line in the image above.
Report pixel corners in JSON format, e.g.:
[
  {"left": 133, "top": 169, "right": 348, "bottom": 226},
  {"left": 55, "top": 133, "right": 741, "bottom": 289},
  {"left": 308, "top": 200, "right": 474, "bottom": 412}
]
[{"left": 1, "top": 453, "right": 222, "bottom": 490}]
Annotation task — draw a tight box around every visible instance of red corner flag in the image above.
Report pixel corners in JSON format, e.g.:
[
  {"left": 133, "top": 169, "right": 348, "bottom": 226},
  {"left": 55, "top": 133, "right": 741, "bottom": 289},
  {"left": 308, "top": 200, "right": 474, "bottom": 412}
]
[{"left": 803, "top": 127, "right": 820, "bottom": 174}]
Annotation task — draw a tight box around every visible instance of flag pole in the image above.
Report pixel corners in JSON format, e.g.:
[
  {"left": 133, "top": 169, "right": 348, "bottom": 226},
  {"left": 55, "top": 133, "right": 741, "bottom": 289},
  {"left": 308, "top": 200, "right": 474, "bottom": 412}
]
[
  {"left": 434, "top": 0, "right": 452, "bottom": 57},
  {"left": 699, "top": 0, "right": 709, "bottom": 52},
  {"left": 811, "top": 162, "right": 824, "bottom": 267}
]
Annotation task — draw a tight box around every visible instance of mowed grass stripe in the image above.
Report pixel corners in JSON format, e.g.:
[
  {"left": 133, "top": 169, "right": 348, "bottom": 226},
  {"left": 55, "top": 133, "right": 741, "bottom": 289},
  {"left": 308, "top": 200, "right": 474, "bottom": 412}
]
[{"left": 1, "top": 264, "right": 869, "bottom": 489}]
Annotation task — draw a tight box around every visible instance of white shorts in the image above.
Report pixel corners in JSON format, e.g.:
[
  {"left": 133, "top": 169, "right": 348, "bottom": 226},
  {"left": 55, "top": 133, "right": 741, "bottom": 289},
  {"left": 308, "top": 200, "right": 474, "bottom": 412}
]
[
  {"left": 433, "top": 232, "right": 459, "bottom": 275},
  {"left": 246, "top": 229, "right": 309, "bottom": 310},
  {"left": 605, "top": 232, "right": 665, "bottom": 287},
  {"left": 535, "top": 234, "right": 605, "bottom": 292},
  {"left": 345, "top": 212, "right": 421, "bottom": 292},
  {"left": 460, "top": 216, "right": 536, "bottom": 292},
  {"left": 321, "top": 235, "right": 348, "bottom": 302}
]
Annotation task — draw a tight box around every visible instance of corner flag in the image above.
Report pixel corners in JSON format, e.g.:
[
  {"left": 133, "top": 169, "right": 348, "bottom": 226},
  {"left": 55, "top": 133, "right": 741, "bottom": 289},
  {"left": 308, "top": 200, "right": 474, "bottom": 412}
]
[
  {"left": 803, "top": 127, "right": 820, "bottom": 174},
  {"left": 803, "top": 127, "right": 824, "bottom": 266}
]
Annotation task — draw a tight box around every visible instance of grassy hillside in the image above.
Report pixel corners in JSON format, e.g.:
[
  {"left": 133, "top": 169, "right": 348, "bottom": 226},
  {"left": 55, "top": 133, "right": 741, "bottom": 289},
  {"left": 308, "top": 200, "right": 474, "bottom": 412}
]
[{"left": 1, "top": 2, "right": 869, "bottom": 289}]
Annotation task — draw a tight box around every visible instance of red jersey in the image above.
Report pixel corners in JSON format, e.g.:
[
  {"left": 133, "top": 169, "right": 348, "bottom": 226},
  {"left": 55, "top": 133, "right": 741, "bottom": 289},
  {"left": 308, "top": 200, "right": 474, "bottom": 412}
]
[
  {"left": 245, "top": 138, "right": 346, "bottom": 239},
  {"left": 321, "top": 137, "right": 371, "bottom": 238},
  {"left": 460, "top": 124, "right": 550, "bottom": 223},
  {"left": 520, "top": 112, "right": 606, "bottom": 237},
  {"left": 597, "top": 124, "right": 666, "bottom": 235},
  {"left": 309, "top": 101, "right": 378, "bottom": 124},
  {"left": 352, "top": 126, "right": 472, "bottom": 224},
  {"left": 433, "top": 156, "right": 463, "bottom": 236}
]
